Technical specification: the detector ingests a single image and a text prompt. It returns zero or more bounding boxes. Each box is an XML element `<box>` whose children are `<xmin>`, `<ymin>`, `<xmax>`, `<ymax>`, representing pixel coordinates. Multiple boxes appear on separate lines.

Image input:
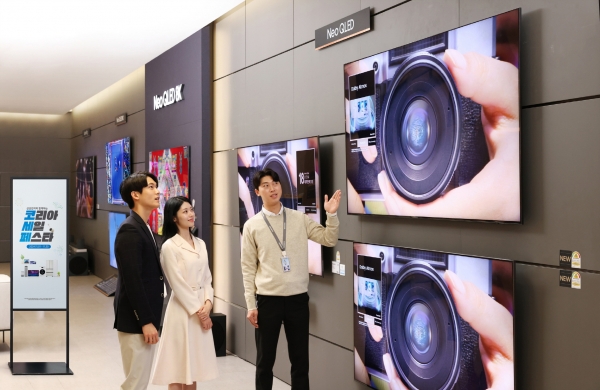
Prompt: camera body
<box><xmin>346</xmin><ymin>28</ymin><xmax>492</xmax><ymax>204</ymax></box>
<box><xmin>360</xmin><ymin>248</ymin><xmax>487</xmax><ymax>389</ymax></box>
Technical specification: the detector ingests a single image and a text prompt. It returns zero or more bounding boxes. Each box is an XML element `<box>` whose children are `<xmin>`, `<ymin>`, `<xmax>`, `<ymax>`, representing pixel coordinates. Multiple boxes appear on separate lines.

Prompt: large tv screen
<box><xmin>345</xmin><ymin>9</ymin><xmax>521</xmax><ymax>223</ymax></box>
<box><xmin>148</xmin><ymin>145</ymin><xmax>190</xmax><ymax>234</ymax></box>
<box><xmin>353</xmin><ymin>242</ymin><xmax>514</xmax><ymax>389</ymax></box>
<box><xmin>237</xmin><ymin>137</ymin><xmax>323</xmax><ymax>276</ymax></box>
<box><xmin>75</xmin><ymin>156</ymin><xmax>95</xmax><ymax>219</ymax></box>
<box><xmin>109</xmin><ymin>212</ymin><xmax>128</xmax><ymax>269</ymax></box>
<box><xmin>106</xmin><ymin>137</ymin><xmax>131</xmax><ymax>205</ymax></box>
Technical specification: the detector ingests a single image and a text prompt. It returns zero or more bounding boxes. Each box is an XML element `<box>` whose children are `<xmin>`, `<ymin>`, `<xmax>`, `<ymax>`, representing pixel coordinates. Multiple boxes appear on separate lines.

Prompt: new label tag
<box><xmin>559</xmin><ymin>270</ymin><xmax>581</xmax><ymax>289</ymax></box>
<box><xmin>559</xmin><ymin>249</ymin><xmax>581</xmax><ymax>269</ymax></box>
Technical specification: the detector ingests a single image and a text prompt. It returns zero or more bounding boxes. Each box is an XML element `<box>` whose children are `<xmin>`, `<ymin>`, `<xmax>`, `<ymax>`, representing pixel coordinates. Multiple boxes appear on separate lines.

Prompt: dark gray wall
<box><xmin>212</xmin><ymin>0</ymin><xmax>600</xmax><ymax>389</ymax></box>
<box><xmin>145</xmin><ymin>25</ymin><xmax>213</xmax><ymax>261</ymax></box>
<box><xmin>70</xmin><ymin>67</ymin><xmax>146</xmax><ymax>279</ymax></box>
<box><xmin>0</xmin><ymin>113</ymin><xmax>72</xmax><ymax>263</ymax></box>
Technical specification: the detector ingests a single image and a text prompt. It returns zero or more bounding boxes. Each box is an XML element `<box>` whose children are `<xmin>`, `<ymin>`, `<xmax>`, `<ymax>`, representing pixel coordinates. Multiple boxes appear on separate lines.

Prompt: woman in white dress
<box><xmin>151</xmin><ymin>196</ymin><xmax>218</xmax><ymax>389</ymax></box>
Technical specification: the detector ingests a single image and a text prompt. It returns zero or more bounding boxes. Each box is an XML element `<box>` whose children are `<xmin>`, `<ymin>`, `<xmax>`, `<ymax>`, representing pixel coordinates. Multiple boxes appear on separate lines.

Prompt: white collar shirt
<box><xmin>262</xmin><ymin>203</ymin><xmax>283</xmax><ymax>217</ymax></box>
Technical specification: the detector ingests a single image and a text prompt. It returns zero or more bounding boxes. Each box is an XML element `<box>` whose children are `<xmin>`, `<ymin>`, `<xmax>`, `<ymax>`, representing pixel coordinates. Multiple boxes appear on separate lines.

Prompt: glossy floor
<box><xmin>0</xmin><ymin>263</ymin><xmax>290</xmax><ymax>390</ymax></box>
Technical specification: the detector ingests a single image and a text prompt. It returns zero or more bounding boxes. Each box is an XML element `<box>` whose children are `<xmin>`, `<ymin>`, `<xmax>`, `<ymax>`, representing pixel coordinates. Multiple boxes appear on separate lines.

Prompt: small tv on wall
<box><xmin>148</xmin><ymin>145</ymin><xmax>190</xmax><ymax>234</ymax></box>
<box><xmin>353</xmin><ymin>242</ymin><xmax>514</xmax><ymax>390</ymax></box>
<box><xmin>345</xmin><ymin>9</ymin><xmax>521</xmax><ymax>223</ymax></box>
<box><xmin>237</xmin><ymin>137</ymin><xmax>323</xmax><ymax>276</ymax></box>
<box><xmin>106</xmin><ymin>137</ymin><xmax>131</xmax><ymax>205</ymax></box>
<box><xmin>109</xmin><ymin>212</ymin><xmax>128</xmax><ymax>269</ymax></box>
<box><xmin>75</xmin><ymin>156</ymin><xmax>95</xmax><ymax>219</ymax></box>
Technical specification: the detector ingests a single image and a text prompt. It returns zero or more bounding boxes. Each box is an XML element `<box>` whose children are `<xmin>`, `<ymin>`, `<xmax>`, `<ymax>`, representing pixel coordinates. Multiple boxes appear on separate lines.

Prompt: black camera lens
<box><xmin>380</xmin><ymin>52</ymin><xmax>462</xmax><ymax>204</ymax></box>
<box><xmin>401</xmin><ymin>98</ymin><xmax>436</xmax><ymax>164</ymax></box>
<box><xmin>405</xmin><ymin>302</ymin><xmax>436</xmax><ymax>360</ymax></box>
<box><xmin>385</xmin><ymin>261</ymin><xmax>461</xmax><ymax>390</ymax></box>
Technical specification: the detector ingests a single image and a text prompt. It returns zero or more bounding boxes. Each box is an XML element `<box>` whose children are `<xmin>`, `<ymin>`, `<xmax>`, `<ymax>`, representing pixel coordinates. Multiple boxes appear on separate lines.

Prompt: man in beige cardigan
<box><xmin>241</xmin><ymin>168</ymin><xmax>342</xmax><ymax>390</ymax></box>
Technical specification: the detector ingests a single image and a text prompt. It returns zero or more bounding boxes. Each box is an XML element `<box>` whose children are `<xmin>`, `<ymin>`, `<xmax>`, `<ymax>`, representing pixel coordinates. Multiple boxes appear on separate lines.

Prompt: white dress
<box><xmin>151</xmin><ymin>234</ymin><xmax>218</xmax><ymax>385</ymax></box>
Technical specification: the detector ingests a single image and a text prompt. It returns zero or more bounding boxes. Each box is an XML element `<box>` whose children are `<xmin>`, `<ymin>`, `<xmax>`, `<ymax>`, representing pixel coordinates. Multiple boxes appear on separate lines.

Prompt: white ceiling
<box><xmin>0</xmin><ymin>0</ymin><xmax>243</xmax><ymax>115</ymax></box>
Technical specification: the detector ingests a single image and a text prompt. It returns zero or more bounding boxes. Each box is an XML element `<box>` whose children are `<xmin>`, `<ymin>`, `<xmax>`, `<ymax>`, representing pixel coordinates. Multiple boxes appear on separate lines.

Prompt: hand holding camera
<box><xmin>376</xmin><ymin>270</ymin><xmax>514</xmax><ymax>390</ymax></box>
<box><xmin>377</xmin><ymin>50</ymin><xmax>520</xmax><ymax>221</ymax></box>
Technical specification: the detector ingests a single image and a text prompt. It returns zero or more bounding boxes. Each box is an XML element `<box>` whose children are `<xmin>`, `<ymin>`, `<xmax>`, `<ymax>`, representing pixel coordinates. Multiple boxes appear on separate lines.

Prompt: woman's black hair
<box><xmin>161</xmin><ymin>196</ymin><xmax>193</xmax><ymax>246</ymax></box>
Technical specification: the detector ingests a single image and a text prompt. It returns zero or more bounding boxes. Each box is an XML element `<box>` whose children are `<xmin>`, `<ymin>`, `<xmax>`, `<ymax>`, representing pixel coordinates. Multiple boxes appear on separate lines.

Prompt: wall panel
<box><xmin>309</xmin><ymin>336</ymin><xmax>368</xmax><ymax>390</ymax></box>
<box><xmin>244</xmin><ymin>51</ymin><xmax>294</xmax><ymax>147</ymax></box>
<box><xmin>516</xmin><ymin>263</ymin><xmax>600</xmax><ymax>389</ymax></box>
<box><xmin>214</xmin><ymin>69</ymin><xmax>246</xmax><ymax>151</ymax></box>
<box><xmin>71</xmin><ymin>66</ymin><xmax>145</xmax><ymax>137</ymax></box>
<box><xmin>213</xmin><ymin>150</ymin><xmax>240</xmax><ymax>226</ymax></box>
<box><xmin>307</xmin><ymin>240</ymin><xmax>354</xmax><ymax>349</ymax></box>
<box><xmin>356</xmin><ymin>0</ymin><xmax>459</xmax><ymax>59</ymax></box>
<box><xmin>214</xmin><ymin>3</ymin><xmax>246</xmax><ymax>79</ymax></box>
<box><xmin>459</xmin><ymin>0</ymin><xmax>600</xmax><ymax>106</ymax></box>
<box><xmin>213</xmin><ymin>224</ymin><xmax>245</xmax><ymax>308</ymax></box>
<box><xmin>246</xmin><ymin>0</ymin><xmax>294</xmax><ymax>65</ymax></box>
<box><xmin>292</xmin><ymin>42</ymin><xmax>360</xmax><ymax>140</ymax></box>
<box><xmin>361</xmin><ymin>0</ymin><xmax>406</xmax><ymax>14</ymax></box>
<box><xmin>319</xmin><ymin>135</ymin><xmax>362</xmax><ymax>242</ymax></box>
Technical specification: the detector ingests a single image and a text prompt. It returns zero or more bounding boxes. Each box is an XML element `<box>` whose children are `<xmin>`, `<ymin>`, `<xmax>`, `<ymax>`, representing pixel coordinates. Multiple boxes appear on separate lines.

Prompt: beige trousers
<box><xmin>118</xmin><ymin>331</ymin><xmax>155</xmax><ymax>390</ymax></box>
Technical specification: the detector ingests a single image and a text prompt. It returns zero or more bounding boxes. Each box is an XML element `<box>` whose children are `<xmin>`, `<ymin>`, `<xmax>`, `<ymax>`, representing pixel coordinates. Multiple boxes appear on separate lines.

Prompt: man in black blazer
<box><xmin>113</xmin><ymin>171</ymin><xmax>164</xmax><ymax>390</ymax></box>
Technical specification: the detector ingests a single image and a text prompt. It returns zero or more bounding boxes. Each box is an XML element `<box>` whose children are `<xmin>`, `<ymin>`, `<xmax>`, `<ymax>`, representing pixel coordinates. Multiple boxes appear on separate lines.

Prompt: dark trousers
<box><xmin>255</xmin><ymin>293</ymin><xmax>310</xmax><ymax>390</ymax></box>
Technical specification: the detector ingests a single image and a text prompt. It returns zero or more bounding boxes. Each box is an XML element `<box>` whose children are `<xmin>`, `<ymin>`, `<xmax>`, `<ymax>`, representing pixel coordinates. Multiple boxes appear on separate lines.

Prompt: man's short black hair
<box><xmin>119</xmin><ymin>171</ymin><xmax>158</xmax><ymax>209</ymax></box>
<box><xmin>252</xmin><ymin>168</ymin><xmax>280</xmax><ymax>190</ymax></box>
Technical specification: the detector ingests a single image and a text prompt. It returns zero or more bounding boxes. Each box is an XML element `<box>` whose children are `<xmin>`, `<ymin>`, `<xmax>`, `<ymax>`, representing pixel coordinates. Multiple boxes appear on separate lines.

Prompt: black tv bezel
<box><xmin>343</xmin><ymin>8</ymin><xmax>523</xmax><ymax>225</ymax></box>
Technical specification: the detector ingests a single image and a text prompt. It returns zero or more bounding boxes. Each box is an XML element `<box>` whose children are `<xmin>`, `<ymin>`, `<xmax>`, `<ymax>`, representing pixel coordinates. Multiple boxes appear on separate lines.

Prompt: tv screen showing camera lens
<box><xmin>237</xmin><ymin>137</ymin><xmax>323</xmax><ymax>276</ymax></box>
<box><xmin>353</xmin><ymin>242</ymin><xmax>514</xmax><ymax>390</ymax></box>
<box><xmin>345</xmin><ymin>9</ymin><xmax>521</xmax><ymax>223</ymax></box>
<box><xmin>109</xmin><ymin>212</ymin><xmax>128</xmax><ymax>269</ymax></box>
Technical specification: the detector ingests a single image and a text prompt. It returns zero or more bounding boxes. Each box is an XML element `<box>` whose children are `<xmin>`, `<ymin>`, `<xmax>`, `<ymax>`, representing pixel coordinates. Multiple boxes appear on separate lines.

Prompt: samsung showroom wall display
<box><xmin>10</xmin><ymin>178</ymin><xmax>72</xmax><ymax>375</ymax></box>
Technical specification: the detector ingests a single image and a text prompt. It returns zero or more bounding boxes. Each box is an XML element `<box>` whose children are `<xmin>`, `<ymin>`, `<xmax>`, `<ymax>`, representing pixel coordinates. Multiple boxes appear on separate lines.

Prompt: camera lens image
<box><xmin>386</xmin><ymin>261</ymin><xmax>461</xmax><ymax>389</ymax></box>
<box><xmin>345</xmin><ymin>9</ymin><xmax>521</xmax><ymax>222</ymax></box>
<box><xmin>353</xmin><ymin>243</ymin><xmax>514</xmax><ymax>390</ymax></box>
<box><xmin>381</xmin><ymin>52</ymin><xmax>461</xmax><ymax>204</ymax></box>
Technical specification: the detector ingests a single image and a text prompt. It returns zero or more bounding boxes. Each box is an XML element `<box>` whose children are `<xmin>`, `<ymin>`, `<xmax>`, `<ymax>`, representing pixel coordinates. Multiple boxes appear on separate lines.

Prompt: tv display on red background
<box><xmin>237</xmin><ymin>137</ymin><xmax>323</xmax><ymax>276</ymax></box>
<box><xmin>345</xmin><ymin>9</ymin><xmax>521</xmax><ymax>223</ymax></box>
<box><xmin>353</xmin><ymin>242</ymin><xmax>514</xmax><ymax>389</ymax></box>
<box><xmin>148</xmin><ymin>145</ymin><xmax>190</xmax><ymax>234</ymax></box>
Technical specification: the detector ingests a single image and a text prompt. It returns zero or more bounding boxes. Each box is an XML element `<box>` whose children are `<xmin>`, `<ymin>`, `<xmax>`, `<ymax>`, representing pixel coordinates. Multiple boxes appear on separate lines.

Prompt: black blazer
<box><xmin>113</xmin><ymin>211</ymin><xmax>165</xmax><ymax>333</ymax></box>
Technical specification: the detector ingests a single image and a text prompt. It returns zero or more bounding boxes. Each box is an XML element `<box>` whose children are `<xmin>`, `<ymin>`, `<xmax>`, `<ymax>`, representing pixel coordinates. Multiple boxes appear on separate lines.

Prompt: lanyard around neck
<box><xmin>261</xmin><ymin>208</ymin><xmax>286</xmax><ymax>254</ymax></box>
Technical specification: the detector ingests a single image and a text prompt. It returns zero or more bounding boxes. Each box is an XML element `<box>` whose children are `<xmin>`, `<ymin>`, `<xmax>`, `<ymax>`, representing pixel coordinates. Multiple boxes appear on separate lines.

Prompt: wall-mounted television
<box><xmin>148</xmin><ymin>145</ymin><xmax>190</xmax><ymax>234</ymax></box>
<box><xmin>353</xmin><ymin>242</ymin><xmax>514</xmax><ymax>389</ymax></box>
<box><xmin>345</xmin><ymin>9</ymin><xmax>521</xmax><ymax>223</ymax></box>
<box><xmin>109</xmin><ymin>212</ymin><xmax>128</xmax><ymax>269</ymax></box>
<box><xmin>237</xmin><ymin>137</ymin><xmax>323</xmax><ymax>276</ymax></box>
<box><xmin>75</xmin><ymin>156</ymin><xmax>95</xmax><ymax>219</ymax></box>
<box><xmin>106</xmin><ymin>137</ymin><xmax>131</xmax><ymax>205</ymax></box>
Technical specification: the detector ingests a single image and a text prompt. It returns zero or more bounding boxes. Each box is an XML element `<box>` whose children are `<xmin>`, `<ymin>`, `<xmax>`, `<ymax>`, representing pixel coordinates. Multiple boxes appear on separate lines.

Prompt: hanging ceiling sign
<box><xmin>153</xmin><ymin>84</ymin><xmax>184</xmax><ymax>110</ymax></box>
<box><xmin>315</xmin><ymin>8</ymin><xmax>371</xmax><ymax>50</ymax></box>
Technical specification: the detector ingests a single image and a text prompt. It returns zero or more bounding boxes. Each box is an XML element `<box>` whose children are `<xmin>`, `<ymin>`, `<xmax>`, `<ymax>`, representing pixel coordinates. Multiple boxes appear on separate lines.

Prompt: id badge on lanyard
<box><xmin>262</xmin><ymin>208</ymin><xmax>290</xmax><ymax>273</ymax></box>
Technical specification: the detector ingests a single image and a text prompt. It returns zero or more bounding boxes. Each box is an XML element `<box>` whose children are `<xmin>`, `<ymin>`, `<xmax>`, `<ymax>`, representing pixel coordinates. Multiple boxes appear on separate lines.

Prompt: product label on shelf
<box><xmin>559</xmin><ymin>249</ymin><xmax>581</xmax><ymax>269</ymax></box>
<box><xmin>559</xmin><ymin>270</ymin><xmax>582</xmax><ymax>289</ymax></box>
